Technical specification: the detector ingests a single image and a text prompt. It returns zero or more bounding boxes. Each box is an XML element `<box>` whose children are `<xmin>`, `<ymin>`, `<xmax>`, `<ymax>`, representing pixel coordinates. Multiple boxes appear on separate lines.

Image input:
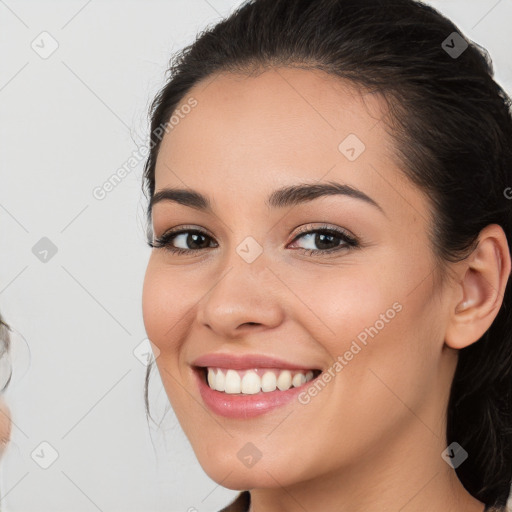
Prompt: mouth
<box><xmin>197</xmin><ymin>366</ymin><xmax>322</xmax><ymax>395</ymax></box>
<box><xmin>192</xmin><ymin>363</ymin><xmax>323</xmax><ymax>419</ymax></box>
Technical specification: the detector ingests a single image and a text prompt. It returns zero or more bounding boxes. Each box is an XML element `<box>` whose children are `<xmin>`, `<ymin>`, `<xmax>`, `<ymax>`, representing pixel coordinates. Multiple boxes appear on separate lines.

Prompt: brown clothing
<box><xmin>219</xmin><ymin>491</ymin><xmax>250</xmax><ymax>512</ymax></box>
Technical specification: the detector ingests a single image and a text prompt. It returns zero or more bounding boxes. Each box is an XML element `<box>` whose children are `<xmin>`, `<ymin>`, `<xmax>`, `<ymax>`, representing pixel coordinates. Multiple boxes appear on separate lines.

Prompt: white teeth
<box><xmin>241</xmin><ymin>371</ymin><xmax>260</xmax><ymax>394</ymax></box>
<box><xmin>205</xmin><ymin>367</ymin><xmax>317</xmax><ymax>394</ymax></box>
<box><xmin>292</xmin><ymin>373</ymin><xmax>306</xmax><ymax>387</ymax></box>
<box><xmin>207</xmin><ymin>368</ymin><xmax>216</xmax><ymax>388</ymax></box>
<box><xmin>261</xmin><ymin>372</ymin><xmax>277</xmax><ymax>392</ymax></box>
<box><xmin>276</xmin><ymin>370</ymin><xmax>292</xmax><ymax>391</ymax></box>
<box><xmin>215</xmin><ymin>369</ymin><xmax>225</xmax><ymax>392</ymax></box>
<box><xmin>224</xmin><ymin>369</ymin><xmax>241</xmax><ymax>394</ymax></box>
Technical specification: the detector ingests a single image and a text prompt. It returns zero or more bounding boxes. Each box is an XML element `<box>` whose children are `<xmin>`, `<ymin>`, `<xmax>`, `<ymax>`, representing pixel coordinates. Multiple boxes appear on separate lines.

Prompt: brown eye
<box><xmin>149</xmin><ymin>224</ymin><xmax>359</xmax><ymax>257</ymax></box>
<box><xmin>150</xmin><ymin>228</ymin><xmax>217</xmax><ymax>255</ymax></box>
<box><xmin>288</xmin><ymin>225</ymin><xmax>359</xmax><ymax>256</ymax></box>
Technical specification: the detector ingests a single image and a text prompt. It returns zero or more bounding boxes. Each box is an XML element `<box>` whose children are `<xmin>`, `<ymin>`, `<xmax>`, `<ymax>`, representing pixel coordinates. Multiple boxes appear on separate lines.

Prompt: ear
<box><xmin>445</xmin><ymin>224</ymin><xmax>511</xmax><ymax>350</ymax></box>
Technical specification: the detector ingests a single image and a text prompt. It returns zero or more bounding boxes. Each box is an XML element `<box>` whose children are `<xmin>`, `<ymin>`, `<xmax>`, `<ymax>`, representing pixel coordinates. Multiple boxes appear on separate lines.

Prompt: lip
<box><xmin>194</xmin><ymin>368</ymin><xmax>317</xmax><ymax>418</ymax></box>
<box><xmin>191</xmin><ymin>352</ymin><xmax>317</xmax><ymax>371</ymax></box>
<box><xmin>191</xmin><ymin>353</ymin><xmax>321</xmax><ymax>419</ymax></box>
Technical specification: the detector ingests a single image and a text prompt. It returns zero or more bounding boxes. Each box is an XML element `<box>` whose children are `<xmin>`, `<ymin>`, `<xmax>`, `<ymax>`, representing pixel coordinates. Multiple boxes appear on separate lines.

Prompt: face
<box><xmin>142</xmin><ymin>68</ymin><xmax>455</xmax><ymax>490</ymax></box>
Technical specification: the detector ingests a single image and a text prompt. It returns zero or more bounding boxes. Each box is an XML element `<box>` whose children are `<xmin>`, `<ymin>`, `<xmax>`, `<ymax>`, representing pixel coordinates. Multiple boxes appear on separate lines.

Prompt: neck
<box><xmin>247</xmin><ymin>410</ymin><xmax>486</xmax><ymax>512</ymax></box>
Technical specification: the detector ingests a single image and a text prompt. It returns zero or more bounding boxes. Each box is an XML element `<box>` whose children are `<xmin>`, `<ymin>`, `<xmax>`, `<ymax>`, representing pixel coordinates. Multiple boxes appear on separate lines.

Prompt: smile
<box><xmin>205</xmin><ymin>367</ymin><xmax>319</xmax><ymax>394</ymax></box>
<box><xmin>191</xmin><ymin>353</ymin><xmax>323</xmax><ymax>418</ymax></box>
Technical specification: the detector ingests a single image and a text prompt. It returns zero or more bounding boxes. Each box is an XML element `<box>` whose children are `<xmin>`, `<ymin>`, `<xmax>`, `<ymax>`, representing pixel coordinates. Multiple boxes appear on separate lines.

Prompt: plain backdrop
<box><xmin>1</xmin><ymin>0</ymin><xmax>511</xmax><ymax>510</ymax></box>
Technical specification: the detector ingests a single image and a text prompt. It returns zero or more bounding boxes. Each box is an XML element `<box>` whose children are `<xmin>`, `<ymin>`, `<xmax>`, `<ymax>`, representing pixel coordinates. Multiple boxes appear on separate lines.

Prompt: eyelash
<box><xmin>149</xmin><ymin>224</ymin><xmax>360</xmax><ymax>257</ymax></box>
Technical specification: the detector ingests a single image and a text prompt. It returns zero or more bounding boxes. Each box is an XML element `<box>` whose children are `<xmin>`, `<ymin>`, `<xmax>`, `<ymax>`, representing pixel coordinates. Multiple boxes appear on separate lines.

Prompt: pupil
<box><xmin>189</xmin><ymin>233</ymin><xmax>207</xmax><ymax>249</ymax></box>
<box><xmin>316</xmin><ymin>233</ymin><xmax>336</xmax><ymax>250</ymax></box>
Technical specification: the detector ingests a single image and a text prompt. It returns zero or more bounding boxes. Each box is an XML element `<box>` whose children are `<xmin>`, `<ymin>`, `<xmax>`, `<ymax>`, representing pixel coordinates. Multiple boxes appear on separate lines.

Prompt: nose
<box><xmin>197</xmin><ymin>249</ymin><xmax>285</xmax><ymax>339</ymax></box>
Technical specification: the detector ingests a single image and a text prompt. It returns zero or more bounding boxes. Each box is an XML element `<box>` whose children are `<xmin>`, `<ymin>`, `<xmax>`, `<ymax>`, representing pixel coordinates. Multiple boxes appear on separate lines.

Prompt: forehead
<box><xmin>157</xmin><ymin>67</ymin><xmax>388</xmax><ymax>173</ymax></box>
<box><xmin>154</xmin><ymin>67</ymin><xmax>429</xmax><ymax>225</ymax></box>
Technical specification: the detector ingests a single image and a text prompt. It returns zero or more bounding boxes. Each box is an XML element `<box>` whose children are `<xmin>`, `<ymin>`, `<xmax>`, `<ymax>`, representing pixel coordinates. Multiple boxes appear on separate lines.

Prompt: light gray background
<box><xmin>1</xmin><ymin>0</ymin><xmax>511</xmax><ymax>511</ymax></box>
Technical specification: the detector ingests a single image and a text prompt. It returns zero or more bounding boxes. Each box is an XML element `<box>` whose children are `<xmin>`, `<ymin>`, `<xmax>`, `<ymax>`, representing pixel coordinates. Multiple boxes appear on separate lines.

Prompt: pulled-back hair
<box><xmin>142</xmin><ymin>0</ymin><xmax>512</xmax><ymax>507</ymax></box>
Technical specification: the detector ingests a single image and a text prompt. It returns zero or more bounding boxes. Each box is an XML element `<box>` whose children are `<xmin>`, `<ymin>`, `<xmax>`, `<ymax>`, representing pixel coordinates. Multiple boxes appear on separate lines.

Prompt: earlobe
<box><xmin>445</xmin><ymin>224</ymin><xmax>511</xmax><ymax>350</ymax></box>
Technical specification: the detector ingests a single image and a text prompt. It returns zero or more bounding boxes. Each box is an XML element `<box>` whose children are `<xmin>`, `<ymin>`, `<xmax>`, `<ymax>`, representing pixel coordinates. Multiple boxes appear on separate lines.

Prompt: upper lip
<box><xmin>191</xmin><ymin>353</ymin><xmax>319</xmax><ymax>371</ymax></box>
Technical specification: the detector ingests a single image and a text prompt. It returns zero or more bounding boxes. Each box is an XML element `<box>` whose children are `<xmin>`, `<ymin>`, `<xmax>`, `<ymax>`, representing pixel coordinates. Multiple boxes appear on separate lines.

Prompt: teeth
<box><xmin>292</xmin><ymin>373</ymin><xmax>306</xmax><ymax>387</ymax></box>
<box><xmin>215</xmin><ymin>369</ymin><xmax>225</xmax><ymax>392</ymax></box>
<box><xmin>241</xmin><ymin>371</ymin><xmax>260</xmax><ymax>394</ymax></box>
<box><xmin>207</xmin><ymin>368</ymin><xmax>216</xmax><ymax>388</ymax></box>
<box><xmin>225</xmin><ymin>369</ymin><xmax>241</xmax><ymax>394</ymax></box>
<box><xmin>261</xmin><ymin>372</ymin><xmax>277</xmax><ymax>392</ymax></box>
<box><xmin>277</xmin><ymin>370</ymin><xmax>292</xmax><ymax>391</ymax></box>
<box><xmin>205</xmin><ymin>367</ymin><xmax>316</xmax><ymax>394</ymax></box>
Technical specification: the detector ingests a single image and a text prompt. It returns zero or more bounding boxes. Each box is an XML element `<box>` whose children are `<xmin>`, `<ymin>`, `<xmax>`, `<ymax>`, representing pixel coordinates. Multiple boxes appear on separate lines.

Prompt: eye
<box><xmin>288</xmin><ymin>224</ymin><xmax>359</xmax><ymax>256</ymax></box>
<box><xmin>149</xmin><ymin>226</ymin><xmax>217</xmax><ymax>255</ymax></box>
<box><xmin>149</xmin><ymin>223</ymin><xmax>359</xmax><ymax>257</ymax></box>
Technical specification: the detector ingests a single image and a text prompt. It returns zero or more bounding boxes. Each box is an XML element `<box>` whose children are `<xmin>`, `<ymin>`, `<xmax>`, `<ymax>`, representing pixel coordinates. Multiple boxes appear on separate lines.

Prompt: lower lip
<box><xmin>194</xmin><ymin>369</ymin><xmax>313</xmax><ymax>418</ymax></box>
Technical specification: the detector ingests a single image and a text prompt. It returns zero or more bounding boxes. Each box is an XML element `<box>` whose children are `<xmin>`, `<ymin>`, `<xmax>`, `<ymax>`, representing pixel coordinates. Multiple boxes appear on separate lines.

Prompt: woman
<box><xmin>141</xmin><ymin>0</ymin><xmax>512</xmax><ymax>510</ymax></box>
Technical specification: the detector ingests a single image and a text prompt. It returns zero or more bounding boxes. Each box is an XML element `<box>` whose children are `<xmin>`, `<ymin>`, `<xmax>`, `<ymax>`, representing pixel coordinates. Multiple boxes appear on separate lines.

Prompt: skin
<box><xmin>0</xmin><ymin>396</ymin><xmax>11</xmax><ymax>458</ymax></box>
<box><xmin>142</xmin><ymin>67</ymin><xmax>511</xmax><ymax>512</ymax></box>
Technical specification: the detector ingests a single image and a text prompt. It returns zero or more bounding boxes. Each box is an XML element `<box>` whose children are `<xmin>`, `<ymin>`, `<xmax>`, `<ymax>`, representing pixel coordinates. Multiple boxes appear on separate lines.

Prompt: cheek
<box><xmin>142</xmin><ymin>258</ymin><xmax>191</xmax><ymax>354</ymax></box>
<box><xmin>142</xmin><ymin>261</ymin><xmax>195</xmax><ymax>414</ymax></box>
<box><xmin>141</xmin><ymin>269</ymin><xmax>167</xmax><ymax>350</ymax></box>
<box><xmin>294</xmin><ymin>264</ymin><xmax>398</xmax><ymax>353</ymax></box>
<box><xmin>300</xmin><ymin>257</ymin><xmax>437</xmax><ymax>404</ymax></box>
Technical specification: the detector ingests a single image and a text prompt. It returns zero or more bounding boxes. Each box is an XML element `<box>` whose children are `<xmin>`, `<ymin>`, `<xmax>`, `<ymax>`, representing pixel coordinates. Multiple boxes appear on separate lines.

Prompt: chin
<box><xmin>200</xmin><ymin>463</ymin><xmax>289</xmax><ymax>490</ymax></box>
<box><xmin>192</xmin><ymin>444</ymin><xmax>310</xmax><ymax>491</ymax></box>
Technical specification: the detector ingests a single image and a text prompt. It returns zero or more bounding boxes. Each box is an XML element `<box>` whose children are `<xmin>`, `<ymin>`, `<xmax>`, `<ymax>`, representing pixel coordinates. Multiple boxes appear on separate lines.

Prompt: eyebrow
<box><xmin>149</xmin><ymin>181</ymin><xmax>385</xmax><ymax>216</ymax></box>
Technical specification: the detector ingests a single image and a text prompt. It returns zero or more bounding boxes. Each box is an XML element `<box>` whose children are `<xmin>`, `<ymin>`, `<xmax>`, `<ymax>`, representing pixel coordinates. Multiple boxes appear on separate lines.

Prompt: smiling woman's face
<box><xmin>142</xmin><ymin>67</ymin><xmax>458</xmax><ymax>490</ymax></box>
